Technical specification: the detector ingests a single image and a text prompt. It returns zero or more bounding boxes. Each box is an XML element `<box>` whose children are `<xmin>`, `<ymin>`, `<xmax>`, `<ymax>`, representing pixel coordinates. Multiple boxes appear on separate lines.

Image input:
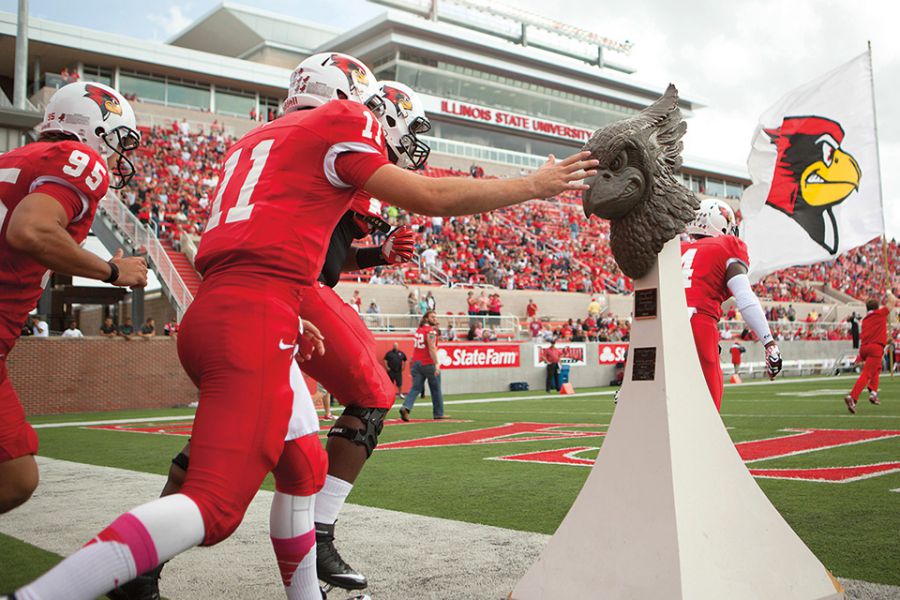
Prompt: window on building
<box><xmin>119</xmin><ymin>71</ymin><xmax>166</xmax><ymax>104</ymax></box>
<box><xmin>167</xmin><ymin>79</ymin><xmax>210</xmax><ymax>110</ymax></box>
<box><xmin>726</xmin><ymin>182</ymin><xmax>744</xmax><ymax>199</ymax></box>
<box><xmin>705</xmin><ymin>178</ymin><xmax>726</xmax><ymax>197</ymax></box>
<box><xmin>217</xmin><ymin>88</ymin><xmax>255</xmax><ymax>117</ymax></box>
<box><xmin>259</xmin><ymin>96</ymin><xmax>282</xmax><ymax>121</ymax></box>
<box><xmin>81</xmin><ymin>64</ymin><xmax>113</xmax><ymax>87</ymax></box>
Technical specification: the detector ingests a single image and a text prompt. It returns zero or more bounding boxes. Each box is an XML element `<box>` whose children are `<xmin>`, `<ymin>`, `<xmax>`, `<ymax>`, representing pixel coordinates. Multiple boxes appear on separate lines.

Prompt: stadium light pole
<box><xmin>13</xmin><ymin>0</ymin><xmax>28</xmax><ymax>110</ymax></box>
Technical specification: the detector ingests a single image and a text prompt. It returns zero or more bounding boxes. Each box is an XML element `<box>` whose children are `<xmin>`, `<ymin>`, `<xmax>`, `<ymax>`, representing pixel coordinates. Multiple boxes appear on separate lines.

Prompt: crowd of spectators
<box><xmin>118</xmin><ymin>126</ymin><xmax>898</xmax><ymax>305</ymax></box>
<box><xmin>123</xmin><ymin>123</ymin><xmax>235</xmax><ymax>250</ymax></box>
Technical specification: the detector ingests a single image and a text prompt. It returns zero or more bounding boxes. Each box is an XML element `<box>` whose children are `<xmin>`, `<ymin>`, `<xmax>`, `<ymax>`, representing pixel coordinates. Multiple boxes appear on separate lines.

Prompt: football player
<box><xmin>13</xmin><ymin>52</ymin><xmax>596</xmax><ymax>600</ymax></box>
<box><xmin>0</xmin><ymin>82</ymin><xmax>146</xmax><ymax>516</ymax></box>
<box><xmin>681</xmin><ymin>199</ymin><xmax>782</xmax><ymax>410</ymax></box>
<box><xmin>110</xmin><ymin>81</ymin><xmax>423</xmax><ymax>600</ymax></box>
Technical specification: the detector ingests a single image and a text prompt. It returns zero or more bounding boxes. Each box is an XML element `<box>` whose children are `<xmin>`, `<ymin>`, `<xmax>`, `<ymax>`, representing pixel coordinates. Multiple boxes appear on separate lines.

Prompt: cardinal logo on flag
<box><xmin>740</xmin><ymin>51</ymin><xmax>883</xmax><ymax>281</ymax></box>
<box><xmin>764</xmin><ymin>115</ymin><xmax>862</xmax><ymax>254</ymax></box>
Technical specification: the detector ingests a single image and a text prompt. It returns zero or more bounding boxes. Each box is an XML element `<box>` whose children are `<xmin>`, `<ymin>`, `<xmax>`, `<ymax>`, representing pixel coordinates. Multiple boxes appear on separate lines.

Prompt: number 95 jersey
<box><xmin>195</xmin><ymin>100</ymin><xmax>391</xmax><ymax>287</ymax></box>
<box><xmin>0</xmin><ymin>140</ymin><xmax>109</xmax><ymax>349</ymax></box>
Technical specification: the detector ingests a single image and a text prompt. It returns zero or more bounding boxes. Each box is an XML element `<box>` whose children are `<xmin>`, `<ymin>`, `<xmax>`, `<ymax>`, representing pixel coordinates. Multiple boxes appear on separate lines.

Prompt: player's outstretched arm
<box><xmin>725</xmin><ymin>262</ymin><xmax>782</xmax><ymax>379</ymax></box>
<box><xmin>362</xmin><ymin>151</ymin><xmax>598</xmax><ymax>217</ymax></box>
<box><xmin>7</xmin><ymin>193</ymin><xmax>148</xmax><ymax>287</ymax></box>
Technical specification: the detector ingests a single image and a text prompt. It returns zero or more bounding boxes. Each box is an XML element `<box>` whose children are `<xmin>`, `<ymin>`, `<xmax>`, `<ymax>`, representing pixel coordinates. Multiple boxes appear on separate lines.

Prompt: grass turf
<box><xmin>3</xmin><ymin>376</ymin><xmax>899</xmax><ymax>588</ymax></box>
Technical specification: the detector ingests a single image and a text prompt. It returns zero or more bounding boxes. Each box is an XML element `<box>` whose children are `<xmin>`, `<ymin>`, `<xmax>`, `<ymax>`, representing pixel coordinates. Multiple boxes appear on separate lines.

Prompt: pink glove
<box><xmin>381</xmin><ymin>226</ymin><xmax>416</xmax><ymax>264</ymax></box>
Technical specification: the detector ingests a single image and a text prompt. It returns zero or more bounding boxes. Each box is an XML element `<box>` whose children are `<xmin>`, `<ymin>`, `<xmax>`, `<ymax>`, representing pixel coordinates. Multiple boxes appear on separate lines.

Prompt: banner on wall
<box><xmin>436</xmin><ymin>344</ymin><xmax>521</xmax><ymax>369</ymax></box>
<box><xmin>533</xmin><ymin>343</ymin><xmax>587</xmax><ymax>367</ymax></box>
<box><xmin>597</xmin><ymin>343</ymin><xmax>629</xmax><ymax>365</ymax></box>
<box><xmin>420</xmin><ymin>94</ymin><xmax>593</xmax><ymax>145</ymax></box>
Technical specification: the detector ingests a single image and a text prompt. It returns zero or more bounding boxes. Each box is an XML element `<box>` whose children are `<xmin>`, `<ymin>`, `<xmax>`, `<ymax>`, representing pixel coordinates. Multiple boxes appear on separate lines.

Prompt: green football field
<box><xmin>2</xmin><ymin>375</ymin><xmax>899</xmax><ymax>593</ymax></box>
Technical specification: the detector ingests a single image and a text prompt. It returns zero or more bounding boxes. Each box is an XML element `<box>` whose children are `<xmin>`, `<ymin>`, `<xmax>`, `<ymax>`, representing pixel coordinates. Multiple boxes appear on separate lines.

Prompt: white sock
<box><xmin>16</xmin><ymin>494</ymin><xmax>204</xmax><ymax>600</ymax></box>
<box><xmin>270</xmin><ymin>491</ymin><xmax>319</xmax><ymax>600</ymax></box>
<box><xmin>314</xmin><ymin>475</ymin><xmax>353</xmax><ymax>526</ymax></box>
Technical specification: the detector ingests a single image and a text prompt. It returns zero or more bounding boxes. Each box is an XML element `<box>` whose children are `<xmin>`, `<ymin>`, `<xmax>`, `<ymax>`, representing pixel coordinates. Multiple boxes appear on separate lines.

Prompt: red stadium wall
<box><xmin>7</xmin><ymin>338</ymin><xmax>197</xmax><ymax>415</ymax></box>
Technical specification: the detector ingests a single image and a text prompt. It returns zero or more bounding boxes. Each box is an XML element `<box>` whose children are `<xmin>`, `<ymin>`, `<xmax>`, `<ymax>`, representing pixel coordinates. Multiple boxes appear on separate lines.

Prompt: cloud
<box><xmin>515</xmin><ymin>0</ymin><xmax>900</xmax><ymax>238</ymax></box>
<box><xmin>147</xmin><ymin>5</ymin><xmax>193</xmax><ymax>38</ymax></box>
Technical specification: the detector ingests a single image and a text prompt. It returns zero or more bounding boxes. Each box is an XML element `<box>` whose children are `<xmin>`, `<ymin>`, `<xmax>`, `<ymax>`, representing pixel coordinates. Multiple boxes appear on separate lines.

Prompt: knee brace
<box><xmin>326</xmin><ymin>406</ymin><xmax>388</xmax><ymax>457</ymax></box>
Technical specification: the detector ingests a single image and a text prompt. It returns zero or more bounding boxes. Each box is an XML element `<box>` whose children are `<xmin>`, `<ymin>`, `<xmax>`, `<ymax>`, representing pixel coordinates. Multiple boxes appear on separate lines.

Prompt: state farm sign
<box><xmin>597</xmin><ymin>343</ymin><xmax>628</xmax><ymax>365</ymax></box>
<box><xmin>436</xmin><ymin>344</ymin><xmax>521</xmax><ymax>369</ymax></box>
<box><xmin>421</xmin><ymin>95</ymin><xmax>593</xmax><ymax>144</ymax></box>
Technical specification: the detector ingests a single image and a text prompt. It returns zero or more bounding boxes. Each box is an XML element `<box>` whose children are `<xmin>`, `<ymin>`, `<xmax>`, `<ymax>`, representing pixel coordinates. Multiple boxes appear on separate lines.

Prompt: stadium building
<box><xmin>5</xmin><ymin>0</ymin><xmax>860</xmax><ymax>353</ymax></box>
<box><xmin>0</xmin><ymin>0</ymin><xmax>749</xmax><ymax>196</ymax></box>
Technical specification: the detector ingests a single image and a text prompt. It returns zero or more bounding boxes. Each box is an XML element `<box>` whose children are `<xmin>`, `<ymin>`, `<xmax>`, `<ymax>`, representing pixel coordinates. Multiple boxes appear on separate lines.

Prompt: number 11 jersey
<box><xmin>195</xmin><ymin>100</ymin><xmax>391</xmax><ymax>287</ymax></box>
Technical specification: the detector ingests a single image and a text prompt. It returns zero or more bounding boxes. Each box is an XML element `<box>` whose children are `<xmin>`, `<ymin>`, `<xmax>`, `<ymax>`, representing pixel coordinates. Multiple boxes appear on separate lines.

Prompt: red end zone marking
<box><xmin>737</xmin><ymin>429</ymin><xmax>900</xmax><ymax>462</ymax></box>
<box><xmin>378</xmin><ymin>422</ymin><xmax>603</xmax><ymax>450</ymax></box>
<box><xmin>490</xmin><ymin>446</ymin><xmax>598</xmax><ymax>467</ymax></box>
<box><xmin>749</xmin><ymin>462</ymin><xmax>900</xmax><ymax>483</ymax></box>
<box><xmin>491</xmin><ymin>427</ymin><xmax>900</xmax><ymax>483</ymax></box>
<box><xmin>87</xmin><ymin>422</ymin><xmax>196</xmax><ymax>436</ymax></box>
<box><xmin>86</xmin><ymin>418</ymin><xmax>471</xmax><ymax>437</ymax></box>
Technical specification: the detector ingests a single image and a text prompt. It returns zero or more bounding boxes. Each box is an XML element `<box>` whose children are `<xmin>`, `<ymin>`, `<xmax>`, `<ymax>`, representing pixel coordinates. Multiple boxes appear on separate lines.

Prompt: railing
<box><xmin>719</xmin><ymin>319</ymin><xmax>849</xmax><ymax>340</ymax></box>
<box><xmin>180</xmin><ymin>229</ymin><xmax>199</xmax><ymax>267</ymax></box>
<box><xmin>421</xmin><ymin>135</ymin><xmax>544</xmax><ymax>169</ymax></box>
<box><xmin>362</xmin><ymin>312</ymin><xmax>520</xmax><ymax>336</ymax></box>
<box><xmin>98</xmin><ymin>194</ymin><xmax>194</xmax><ymax>318</ymax></box>
<box><xmin>414</xmin><ymin>254</ymin><xmax>450</xmax><ymax>286</ymax></box>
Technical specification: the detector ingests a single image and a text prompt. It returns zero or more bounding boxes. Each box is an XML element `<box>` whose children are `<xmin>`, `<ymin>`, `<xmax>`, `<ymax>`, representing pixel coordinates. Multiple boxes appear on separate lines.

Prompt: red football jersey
<box><xmin>860</xmin><ymin>306</ymin><xmax>888</xmax><ymax>347</ymax></box>
<box><xmin>195</xmin><ymin>100</ymin><xmax>390</xmax><ymax>286</ymax></box>
<box><xmin>412</xmin><ymin>324</ymin><xmax>437</xmax><ymax>364</ymax></box>
<box><xmin>681</xmin><ymin>235</ymin><xmax>750</xmax><ymax>321</ymax></box>
<box><xmin>0</xmin><ymin>141</ymin><xmax>109</xmax><ymax>351</ymax></box>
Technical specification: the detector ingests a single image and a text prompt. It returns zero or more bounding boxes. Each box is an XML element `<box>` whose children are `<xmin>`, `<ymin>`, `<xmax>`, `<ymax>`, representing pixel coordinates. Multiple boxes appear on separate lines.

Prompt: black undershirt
<box><xmin>319</xmin><ymin>211</ymin><xmax>359</xmax><ymax>288</ymax></box>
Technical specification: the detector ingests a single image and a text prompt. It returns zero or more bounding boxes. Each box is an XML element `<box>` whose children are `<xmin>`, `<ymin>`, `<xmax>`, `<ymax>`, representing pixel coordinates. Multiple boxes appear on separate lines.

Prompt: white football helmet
<box><xmin>377</xmin><ymin>81</ymin><xmax>431</xmax><ymax>170</ymax></box>
<box><xmin>39</xmin><ymin>82</ymin><xmax>140</xmax><ymax>189</ymax></box>
<box><xmin>686</xmin><ymin>199</ymin><xmax>739</xmax><ymax>238</ymax></box>
<box><xmin>283</xmin><ymin>52</ymin><xmax>384</xmax><ymax>115</ymax></box>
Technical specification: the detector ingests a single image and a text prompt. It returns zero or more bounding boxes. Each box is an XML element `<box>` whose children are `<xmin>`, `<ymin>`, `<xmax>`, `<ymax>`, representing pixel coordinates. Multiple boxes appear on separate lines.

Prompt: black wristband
<box><xmin>356</xmin><ymin>247</ymin><xmax>389</xmax><ymax>269</ymax></box>
<box><xmin>103</xmin><ymin>260</ymin><xmax>119</xmax><ymax>284</ymax></box>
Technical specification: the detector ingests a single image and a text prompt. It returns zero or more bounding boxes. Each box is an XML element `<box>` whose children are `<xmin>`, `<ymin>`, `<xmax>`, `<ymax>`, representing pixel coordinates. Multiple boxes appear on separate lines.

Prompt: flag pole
<box><xmin>867</xmin><ymin>41</ymin><xmax>894</xmax><ymax>375</ymax></box>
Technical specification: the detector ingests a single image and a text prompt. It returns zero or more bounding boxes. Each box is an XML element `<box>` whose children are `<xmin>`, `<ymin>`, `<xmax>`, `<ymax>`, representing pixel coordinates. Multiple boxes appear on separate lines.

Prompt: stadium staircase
<box><xmin>160</xmin><ymin>239</ymin><xmax>202</xmax><ymax>297</ymax></box>
<box><xmin>93</xmin><ymin>195</ymin><xmax>195</xmax><ymax>317</ymax></box>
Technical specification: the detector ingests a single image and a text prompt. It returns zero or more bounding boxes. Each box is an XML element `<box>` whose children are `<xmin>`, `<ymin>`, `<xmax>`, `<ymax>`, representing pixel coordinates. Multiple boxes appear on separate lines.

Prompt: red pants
<box><xmin>299</xmin><ymin>284</ymin><xmax>394</xmax><ymax>410</ymax></box>
<box><xmin>0</xmin><ymin>359</ymin><xmax>39</xmax><ymax>463</ymax></box>
<box><xmin>691</xmin><ymin>315</ymin><xmax>724</xmax><ymax>411</ymax></box>
<box><xmin>850</xmin><ymin>343</ymin><xmax>884</xmax><ymax>401</ymax></box>
<box><xmin>176</xmin><ymin>276</ymin><xmax>324</xmax><ymax>546</ymax></box>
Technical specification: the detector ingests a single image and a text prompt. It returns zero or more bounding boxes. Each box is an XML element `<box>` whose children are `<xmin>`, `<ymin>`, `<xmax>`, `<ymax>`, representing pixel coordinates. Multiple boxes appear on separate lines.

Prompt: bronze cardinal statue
<box><xmin>581</xmin><ymin>84</ymin><xmax>699</xmax><ymax>279</ymax></box>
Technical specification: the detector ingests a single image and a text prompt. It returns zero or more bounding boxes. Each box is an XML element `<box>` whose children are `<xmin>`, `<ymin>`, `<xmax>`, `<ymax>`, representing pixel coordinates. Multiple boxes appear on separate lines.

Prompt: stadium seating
<box><xmin>125</xmin><ymin>127</ymin><xmax>898</xmax><ymax>307</ymax></box>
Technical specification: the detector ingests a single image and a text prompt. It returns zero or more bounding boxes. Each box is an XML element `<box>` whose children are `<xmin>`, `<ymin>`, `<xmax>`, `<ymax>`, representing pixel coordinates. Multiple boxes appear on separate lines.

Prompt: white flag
<box><xmin>741</xmin><ymin>51</ymin><xmax>883</xmax><ymax>281</ymax></box>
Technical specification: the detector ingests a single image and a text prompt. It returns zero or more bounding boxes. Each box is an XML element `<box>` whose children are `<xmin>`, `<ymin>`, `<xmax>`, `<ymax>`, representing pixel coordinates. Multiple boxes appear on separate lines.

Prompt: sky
<box><xmin>4</xmin><ymin>0</ymin><xmax>899</xmax><ymax>238</ymax></box>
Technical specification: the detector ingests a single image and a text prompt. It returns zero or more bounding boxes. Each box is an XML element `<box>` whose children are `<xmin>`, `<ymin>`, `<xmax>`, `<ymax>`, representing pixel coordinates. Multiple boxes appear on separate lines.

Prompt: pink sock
<box><xmin>16</xmin><ymin>494</ymin><xmax>204</xmax><ymax>600</ymax></box>
<box><xmin>270</xmin><ymin>491</ymin><xmax>318</xmax><ymax>599</ymax></box>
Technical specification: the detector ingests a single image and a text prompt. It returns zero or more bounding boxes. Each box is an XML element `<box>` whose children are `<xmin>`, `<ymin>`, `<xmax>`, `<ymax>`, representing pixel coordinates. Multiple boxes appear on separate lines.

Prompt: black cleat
<box><xmin>316</xmin><ymin>522</ymin><xmax>368</xmax><ymax>591</ymax></box>
<box><xmin>106</xmin><ymin>564</ymin><xmax>163</xmax><ymax>600</ymax></box>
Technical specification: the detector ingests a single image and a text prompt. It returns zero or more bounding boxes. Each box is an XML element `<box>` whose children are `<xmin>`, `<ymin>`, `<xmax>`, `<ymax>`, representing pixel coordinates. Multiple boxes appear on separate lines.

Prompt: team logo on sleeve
<box><xmin>382</xmin><ymin>85</ymin><xmax>413</xmax><ymax>112</ymax></box>
<box><xmin>328</xmin><ymin>54</ymin><xmax>369</xmax><ymax>88</ymax></box>
<box><xmin>764</xmin><ymin>116</ymin><xmax>861</xmax><ymax>254</ymax></box>
<box><xmin>83</xmin><ymin>84</ymin><xmax>123</xmax><ymax>121</ymax></box>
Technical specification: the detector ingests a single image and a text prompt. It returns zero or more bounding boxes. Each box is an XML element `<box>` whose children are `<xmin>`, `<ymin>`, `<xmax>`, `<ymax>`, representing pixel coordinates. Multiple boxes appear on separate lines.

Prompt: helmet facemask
<box><xmin>101</xmin><ymin>125</ymin><xmax>141</xmax><ymax>189</ymax></box>
<box><xmin>378</xmin><ymin>82</ymin><xmax>431</xmax><ymax>170</ymax></box>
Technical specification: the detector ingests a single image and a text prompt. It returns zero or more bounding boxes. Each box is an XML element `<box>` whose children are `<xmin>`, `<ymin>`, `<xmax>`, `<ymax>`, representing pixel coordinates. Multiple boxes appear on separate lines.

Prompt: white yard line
<box><xmin>30</xmin><ymin>374</ymin><xmax>876</xmax><ymax>429</ymax></box>
<box><xmin>32</xmin><ymin>415</ymin><xmax>196</xmax><ymax>429</ymax></box>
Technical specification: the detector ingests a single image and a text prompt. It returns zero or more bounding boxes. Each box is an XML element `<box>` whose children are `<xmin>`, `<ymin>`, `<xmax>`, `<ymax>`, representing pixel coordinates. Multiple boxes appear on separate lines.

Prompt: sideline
<box><xmin>32</xmin><ymin>374</ymin><xmax>866</xmax><ymax>429</ymax></box>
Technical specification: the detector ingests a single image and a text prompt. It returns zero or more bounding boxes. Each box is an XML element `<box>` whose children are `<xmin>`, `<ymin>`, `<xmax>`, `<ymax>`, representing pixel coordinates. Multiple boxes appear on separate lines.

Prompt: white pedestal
<box><xmin>510</xmin><ymin>239</ymin><xmax>843</xmax><ymax>600</ymax></box>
